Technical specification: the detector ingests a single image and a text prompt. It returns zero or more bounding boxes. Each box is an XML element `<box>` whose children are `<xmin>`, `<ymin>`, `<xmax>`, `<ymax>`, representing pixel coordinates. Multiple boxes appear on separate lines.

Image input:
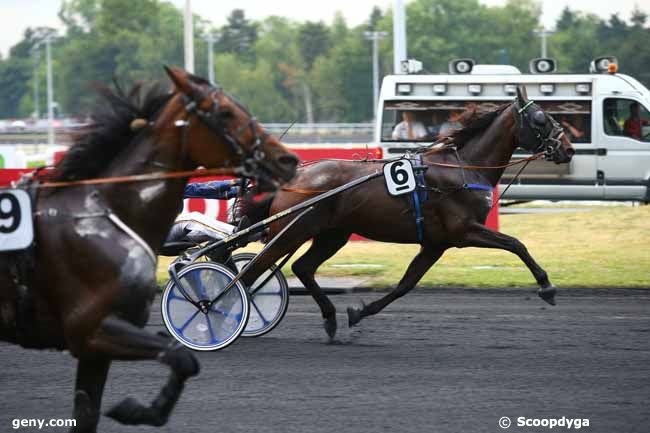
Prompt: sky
<box><xmin>0</xmin><ymin>0</ymin><xmax>648</xmax><ymax>57</ymax></box>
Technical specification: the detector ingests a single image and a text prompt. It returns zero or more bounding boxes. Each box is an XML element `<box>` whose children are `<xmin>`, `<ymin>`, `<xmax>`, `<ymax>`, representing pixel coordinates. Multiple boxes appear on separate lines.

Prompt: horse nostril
<box><xmin>566</xmin><ymin>147</ymin><xmax>576</xmax><ymax>158</ymax></box>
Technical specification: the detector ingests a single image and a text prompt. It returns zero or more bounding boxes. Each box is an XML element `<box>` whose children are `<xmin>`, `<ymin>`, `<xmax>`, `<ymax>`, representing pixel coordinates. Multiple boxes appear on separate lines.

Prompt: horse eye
<box><xmin>532</xmin><ymin>111</ymin><xmax>546</xmax><ymax>126</ymax></box>
<box><xmin>220</xmin><ymin>110</ymin><xmax>234</xmax><ymax>119</ymax></box>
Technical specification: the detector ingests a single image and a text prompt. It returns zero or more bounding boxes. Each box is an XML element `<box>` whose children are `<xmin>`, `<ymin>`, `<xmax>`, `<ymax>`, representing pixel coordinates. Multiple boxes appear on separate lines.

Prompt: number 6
<box><xmin>390</xmin><ymin>161</ymin><xmax>409</xmax><ymax>185</ymax></box>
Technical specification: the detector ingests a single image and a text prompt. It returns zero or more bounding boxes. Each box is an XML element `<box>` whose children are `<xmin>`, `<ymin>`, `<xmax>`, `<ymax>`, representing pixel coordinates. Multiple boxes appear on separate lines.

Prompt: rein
<box><xmin>34</xmin><ymin>85</ymin><xmax>272</xmax><ymax>190</ymax></box>
<box><xmin>426</xmin><ymin>151</ymin><xmax>544</xmax><ymax>170</ymax></box>
<box><xmin>281</xmin><ymin>152</ymin><xmax>544</xmax><ymax>195</ymax></box>
<box><xmin>35</xmin><ymin>167</ymin><xmax>240</xmax><ymax>189</ymax></box>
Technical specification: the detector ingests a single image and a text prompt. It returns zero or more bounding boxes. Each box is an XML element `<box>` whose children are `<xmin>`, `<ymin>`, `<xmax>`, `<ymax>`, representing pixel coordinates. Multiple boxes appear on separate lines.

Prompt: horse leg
<box><xmin>70</xmin><ymin>357</ymin><xmax>110</xmax><ymax>433</ymax></box>
<box><xmin>79</xmin><ymin>316</ymin><xmax>199</xmax><ymax>426</ymax></box>
<box><xmin>458</xmin><ymin>222</ymin><xmax>557</xmax><ymax>305</ymax></box>
<box><xmin>347</xmin><ymin>246</ymin><xmax>444</xmax><ymax>327</ymax></box>
<box><xmin>291</xmin><ymin>230</ymin><xmax>350</xmax><ymax>339</ymax></box>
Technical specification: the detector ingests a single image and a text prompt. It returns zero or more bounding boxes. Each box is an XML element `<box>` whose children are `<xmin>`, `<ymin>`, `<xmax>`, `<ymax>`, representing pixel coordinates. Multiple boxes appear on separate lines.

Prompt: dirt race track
<box><xmin>1</xmin><ymin>288</ymin><xmax>649</xmax><ymax>433</ymax></box>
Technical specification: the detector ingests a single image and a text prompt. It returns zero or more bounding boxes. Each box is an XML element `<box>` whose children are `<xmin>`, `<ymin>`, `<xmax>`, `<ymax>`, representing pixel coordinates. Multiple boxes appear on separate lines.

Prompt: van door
<box><xmin>506</xmin><ymin>100</ymin><xmax>603</xmax><ymax>200</ymax></box>
<box><xmin>598</xmin><ymin>97</ymin><xmax>650</xmax><ymax>200</ymax></box>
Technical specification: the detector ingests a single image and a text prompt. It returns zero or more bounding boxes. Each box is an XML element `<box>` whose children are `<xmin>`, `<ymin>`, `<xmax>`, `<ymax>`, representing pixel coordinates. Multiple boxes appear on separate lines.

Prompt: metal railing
<box><xmin>0</xmin><ymin>122</ymin><xmax>375</xmax><ymax>145</ymax></box>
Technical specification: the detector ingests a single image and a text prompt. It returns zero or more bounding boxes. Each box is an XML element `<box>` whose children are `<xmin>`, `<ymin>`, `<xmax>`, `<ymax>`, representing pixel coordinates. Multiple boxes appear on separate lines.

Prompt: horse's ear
<box><xmin>164</xmin><ymin>65</ymin><xmax>193</xmax><ymax>94</ymax></box>
<box><xmin>516</xmin><ymin>85</ymin><xmax>528</xmax><ymax>104</ymax></box>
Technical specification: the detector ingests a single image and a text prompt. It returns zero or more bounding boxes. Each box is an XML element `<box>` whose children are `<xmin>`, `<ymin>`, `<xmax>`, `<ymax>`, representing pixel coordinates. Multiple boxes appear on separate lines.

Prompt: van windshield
<box><xmin>381</xmin><ymin>100</ymin><xmax>592</xmax><ymax>143</ymax></box>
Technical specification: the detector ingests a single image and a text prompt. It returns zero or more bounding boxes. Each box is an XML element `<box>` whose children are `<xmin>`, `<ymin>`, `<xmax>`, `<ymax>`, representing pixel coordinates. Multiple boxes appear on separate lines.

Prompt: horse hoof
<box><xmin>538</xmin><ymin>286</ymin><xmax>557</xmax><ymax>306</ymax></box>
<box><xmin>72</xmin><ymin>390</ymin><xmax>99</xmax><ymax>431</ymax></box>
<box><xmin>105</xmin><ymin>397</ymin><xmax>166</xmax><ymax>427</ymax></box>
<box><xmin>323</xmin><ymin>317</ymin><xmax>337</xmax><ymax>339</ymax></box>
<box><xmin>347</xmin><ymin>307</ymin><xmax>362</xmax><ymax>327</ymax></box>
<box><xmin>105</xmin><ymin>397</ymin><xmax>143</xmax><ymax>425</ymax></box>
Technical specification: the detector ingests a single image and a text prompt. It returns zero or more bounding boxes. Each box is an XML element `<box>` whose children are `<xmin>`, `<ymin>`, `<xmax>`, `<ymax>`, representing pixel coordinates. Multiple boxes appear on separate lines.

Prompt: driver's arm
<box><xmin>183</xmin><ymin>180</ymin><xmax>240</xmax><ymax>200</ymax></box>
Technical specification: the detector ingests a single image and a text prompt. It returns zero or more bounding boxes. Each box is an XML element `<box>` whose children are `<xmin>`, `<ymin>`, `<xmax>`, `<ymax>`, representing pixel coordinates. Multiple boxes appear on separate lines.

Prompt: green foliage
<box><xmin>298</xmin><ymin>21</ymin><xmax>331</xmax><ymax>71</ymax></box>
<box><xmin>213</xmin><ymin>53</ymin><xmax>297</xmax><ymax>122</ymax></box>
<box><xmin>218</xmin><ymin>9</ymin><xmax>257</xmax><ymax>62</ymax></box>
<box><xmin>0</xmin><ymin>0</ymin><xmax>649</xmax><ymax>121</ymax></box>
<box><xmin>549</xmin><ymin>6</ymin><xmax>650</xmax><ymax>83</ymax></box>
<box><xmin>0</xmin><ymin>58</ymin><xmax>31</xmax><ymax>118</ymax></box>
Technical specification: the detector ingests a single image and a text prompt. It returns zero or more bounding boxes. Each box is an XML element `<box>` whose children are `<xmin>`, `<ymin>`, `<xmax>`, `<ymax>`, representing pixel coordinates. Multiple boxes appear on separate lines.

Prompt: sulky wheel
<box><xmin>161</xmin><ymin>262</ymin><xmax>249</xmax><ymax>351</ymax></box>
<box><xmin>230</xmin><ymin>252</ymin><xmax>290</xmax><ymax>337</ymax></box>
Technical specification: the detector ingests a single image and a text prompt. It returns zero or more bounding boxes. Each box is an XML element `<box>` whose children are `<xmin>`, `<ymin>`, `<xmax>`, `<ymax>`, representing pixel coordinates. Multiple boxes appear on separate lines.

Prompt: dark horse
<box><xmin>0</xmin><ymin>66</ymin><xmax>298</xmax><ymax>432</ymax></box>
<box><xmin>242</xmin><ymin>86</ymin><xmax>574</xmax><ymax>338</ymax></box>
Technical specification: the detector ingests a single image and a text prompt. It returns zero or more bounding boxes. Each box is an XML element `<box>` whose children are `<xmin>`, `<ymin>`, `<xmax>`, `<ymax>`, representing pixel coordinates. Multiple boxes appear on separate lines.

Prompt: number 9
<box><xmin>0</xmin><ymin>192</ymin><xmax>21</xmax><ymax>234</ymax></box>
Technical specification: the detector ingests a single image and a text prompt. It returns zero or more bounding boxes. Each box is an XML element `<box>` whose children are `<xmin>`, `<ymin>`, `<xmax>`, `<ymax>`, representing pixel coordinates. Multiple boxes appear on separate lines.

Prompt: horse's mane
<box><xmin>49</xmin><ymin>82</ymin><xmax>173</xmax><ymax>181</ymax></box>
<box><xmin>438</xmin><ymin>102</ymin><xmax>511</xmax><ymax>148</ymax></box>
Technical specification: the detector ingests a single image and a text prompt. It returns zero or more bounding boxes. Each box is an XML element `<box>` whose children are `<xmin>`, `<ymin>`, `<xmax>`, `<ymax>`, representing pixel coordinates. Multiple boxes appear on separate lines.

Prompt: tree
<box><xmin>213</xmin><ymin>54</ymin><xmax>296</xmax><ymax>122</ymax></box>
<box><xmin>218</xmin><ymin>9</ymin><xmax>257</xmax><ymax>62</ymax></box>
<box><xmin>0</xmin><ymin>59</ymin><xmax>31</xmax><ymax>118</ymax></box>
<box><xmin>310</xmin><ymin>28</ymin><xmax>373</xmax><ymax>122</ymax></box>
<box><xmin>2</xmin><ymin>0</ymin><xmax>648</xmax><ymax>121</ymax></box>
<box><xmin>367</xmin><ymin>6</ymin><xmax>383</xmax><ymax>30</ymax></box>
<box><xmin>556</xmin><ymin>7</ymin><xmax>576</xmax><ymax>31</ymax></box>
<box><xmin>298</xmin><ymin>21</ymin><xmax>331</xmax><ymax>71</ymax></box>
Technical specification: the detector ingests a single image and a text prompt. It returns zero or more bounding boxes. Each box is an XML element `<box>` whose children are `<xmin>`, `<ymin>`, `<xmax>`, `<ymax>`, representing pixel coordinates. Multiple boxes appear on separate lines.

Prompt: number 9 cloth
<box><xmin>0</xmin><ymin>189</ymin><xmax>33</xmax><ymax>252</ymax></box>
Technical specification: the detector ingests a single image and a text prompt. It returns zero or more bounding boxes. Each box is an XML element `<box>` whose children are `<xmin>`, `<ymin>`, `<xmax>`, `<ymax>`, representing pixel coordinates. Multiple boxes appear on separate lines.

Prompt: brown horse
<box><xmin>241</xmin><ymin>86</ymin><xmax>574</xmax><ymax>338</ymax></box>
<box><xmin>0</xmin><ymin>66</ymin><xmax>297</xmax><ymax>432</ymax></box>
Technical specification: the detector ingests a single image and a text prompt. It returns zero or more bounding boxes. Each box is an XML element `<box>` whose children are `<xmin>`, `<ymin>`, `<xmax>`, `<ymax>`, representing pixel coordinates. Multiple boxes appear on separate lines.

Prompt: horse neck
<box><xmin>97</xmin><ymin>126</ymin><xmax>190</xmax><ymax>251</ymax></box>
<box><xmin>457</xmin><ymin>107</ymin><xmax>517</xmax><ymax>186</ymax></box>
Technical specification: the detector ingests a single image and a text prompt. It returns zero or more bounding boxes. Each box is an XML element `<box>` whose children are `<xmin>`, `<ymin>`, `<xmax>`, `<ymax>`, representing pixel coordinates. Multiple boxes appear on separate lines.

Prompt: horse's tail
<box><xmin>237</xmin><ymin>193</ymin><xmax>275</xmax><ymax>225</ymax></box>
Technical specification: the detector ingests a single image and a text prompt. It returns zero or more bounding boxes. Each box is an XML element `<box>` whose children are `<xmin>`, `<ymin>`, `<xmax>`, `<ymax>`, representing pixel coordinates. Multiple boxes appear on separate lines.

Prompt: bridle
<box><xmin>179</xmin><ymin>86</ymin><xmax>274</xmax><ymax>183</ymax></box>
<box><xmin>514</xmin><ymin>100</ymin><xmax>565</xmax><ymax>160</ymax></box>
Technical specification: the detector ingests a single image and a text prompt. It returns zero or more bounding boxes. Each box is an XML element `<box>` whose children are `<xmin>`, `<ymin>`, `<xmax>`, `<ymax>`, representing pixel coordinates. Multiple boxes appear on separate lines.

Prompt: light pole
<box><xmin>204</xmin><ymin>32</ymin><xmax>218</xmax><ymax>84</ymax></box>
<box><xmin>184</xmin><ymin>0</ymin><xmax>195</xmax><ymax>73</ymax></box>
<box><xmin>393</xmin><ymin>0</ymin><xmax>407</xmax><ymax>74</ymax></box>
<box><xmin>44</xmin><ymin>33</ymin><xmax>56</xmax><ymax>145</ymax></box>
<box><xmin>533</xmin><ymin>27</ymin><xmax>554</xmax><ymax>58</ymax></box>
<box><xmin>364</xmin><ymin>31</ymin><xmax>388</xmax><ymax>119</ymax></box>
<box><xmin>30</xmin><ymin>46</ymin><xmax>40</xmax><ymax>119</ymax></box>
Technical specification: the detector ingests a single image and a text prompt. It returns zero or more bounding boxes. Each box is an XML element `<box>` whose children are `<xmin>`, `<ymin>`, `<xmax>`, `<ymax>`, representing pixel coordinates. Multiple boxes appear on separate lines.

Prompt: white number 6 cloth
<box><xmin>383</xmin><ymin>159</ymin><xmax>416</xmax><ymax>196</ymax></box>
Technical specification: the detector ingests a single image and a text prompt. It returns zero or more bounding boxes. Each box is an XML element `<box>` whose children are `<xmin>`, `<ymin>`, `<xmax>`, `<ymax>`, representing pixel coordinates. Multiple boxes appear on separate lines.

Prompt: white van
<box><xmin>377</xmin><ymin>58</ymin><xmax>650</xmax><ymax>202</ymax></box>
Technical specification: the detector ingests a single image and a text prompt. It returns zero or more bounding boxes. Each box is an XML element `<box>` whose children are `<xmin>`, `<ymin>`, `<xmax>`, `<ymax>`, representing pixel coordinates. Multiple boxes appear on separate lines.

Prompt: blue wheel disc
<box><xmin>161</xmin><ymin>262</ymin><xmax>249</xmax><ymax>351</ymax></box>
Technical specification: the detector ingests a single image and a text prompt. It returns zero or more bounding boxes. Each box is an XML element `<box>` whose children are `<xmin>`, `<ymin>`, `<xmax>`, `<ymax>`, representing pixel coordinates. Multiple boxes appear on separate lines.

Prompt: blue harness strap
<box><xmin>411</xmin><ymin>189</ymin><xmax>424</xmax><ymax>243</ymax></box>
<box><xmin>464</xmin><ymin>183</ymin><xmax>493</xmax><ymax>192</ymax></box>
<box><xmin>411</xmin><ymin>154</ymin><xmax>427</xmax><ymax>243</ymax></box>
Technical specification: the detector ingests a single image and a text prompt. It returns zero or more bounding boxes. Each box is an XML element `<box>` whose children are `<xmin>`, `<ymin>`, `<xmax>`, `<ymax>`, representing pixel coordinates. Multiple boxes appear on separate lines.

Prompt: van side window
<box><xmin>381</xmin><ymin>101</ymin><xmax>501</xmax><ymax>142</ymax></box>
<box><xmin>603</xmin><ymin>98</ymin><xmax>650</xmax><ymax>142</ymax></box>
<box><xmin>538</xmin><ymin>101</ymin><xmax>591</xmax><ymax>143</ymax></box>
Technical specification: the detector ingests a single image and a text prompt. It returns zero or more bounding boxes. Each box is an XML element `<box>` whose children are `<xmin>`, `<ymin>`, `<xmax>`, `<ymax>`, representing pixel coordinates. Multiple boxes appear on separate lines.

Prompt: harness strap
<box><xmin>411</xmin><ymin>188</ymin><xmax>424</xmax><ymax>243</ymax></box>
<box><xmin>411</xmin><ymin>154</ymin><xmax>426</xmax><ymax>243</ymax></box>
<box><xmin>464</xmin><ymin>183</ymin><xmax>493</xmax><ymax>191</ymax></box>
<box><xmin>107</xmin><ymin>212</ymin><xmax>157</xmax><ymax>266</ymax></box>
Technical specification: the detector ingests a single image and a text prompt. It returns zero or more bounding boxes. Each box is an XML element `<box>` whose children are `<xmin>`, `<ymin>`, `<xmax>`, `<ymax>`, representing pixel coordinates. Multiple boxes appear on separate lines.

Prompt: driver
<box><xmin>623</xmin><ymin>102</ymin><xmax>649</xmax><ymax>140</ymax></box>
<box><xmin>165</xmin><ymin>179</ymin><xmax>243</xmax><ymax>247</ymax></box>
<box><xmin>392</xmin><ymin>111</ymin><xmax>428</xmax><ymax>140</ymax></box>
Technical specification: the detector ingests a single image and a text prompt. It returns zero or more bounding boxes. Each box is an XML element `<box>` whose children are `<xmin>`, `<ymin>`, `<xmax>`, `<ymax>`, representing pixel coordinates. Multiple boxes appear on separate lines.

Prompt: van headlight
<box><xmin>539</xmin><ymin>84</ymin><xmax>555</xmax><ymax>95</ymax></box>
<box><xmin>396</xmin><ymin>83</ymin><xmax>412</xmax><ymax>95</ymax></box>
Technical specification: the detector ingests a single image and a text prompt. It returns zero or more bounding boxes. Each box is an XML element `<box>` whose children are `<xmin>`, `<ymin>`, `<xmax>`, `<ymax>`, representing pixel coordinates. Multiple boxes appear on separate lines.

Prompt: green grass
<box><xmin>157</xmin><ymin>205</ymin><xmax>650</xmax><ymax>288</ymax></box>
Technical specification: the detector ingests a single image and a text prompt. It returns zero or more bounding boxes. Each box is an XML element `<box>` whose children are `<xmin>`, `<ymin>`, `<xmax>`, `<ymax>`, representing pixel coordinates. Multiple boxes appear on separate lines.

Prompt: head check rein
<box><xmin>179</xmin><ymin>85</ymin><xmax>272</xmax><ymax>181</ymax></box>
<box><xmin>514</xmin><ymin>99</ymin><xmax>565</xmax><ymax>160</ymax></box>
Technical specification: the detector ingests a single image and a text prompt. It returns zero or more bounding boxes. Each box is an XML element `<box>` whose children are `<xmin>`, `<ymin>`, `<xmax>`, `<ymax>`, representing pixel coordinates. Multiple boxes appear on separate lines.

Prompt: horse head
<box><xmin>162</xmin><ymin>66</ymin><xmax>298</xmax><ymax>189</ymax></box>
<box><xmin>514</xmin><ymin>85</ymin><xmax>574</xmax><ymax>164</ymax></box>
